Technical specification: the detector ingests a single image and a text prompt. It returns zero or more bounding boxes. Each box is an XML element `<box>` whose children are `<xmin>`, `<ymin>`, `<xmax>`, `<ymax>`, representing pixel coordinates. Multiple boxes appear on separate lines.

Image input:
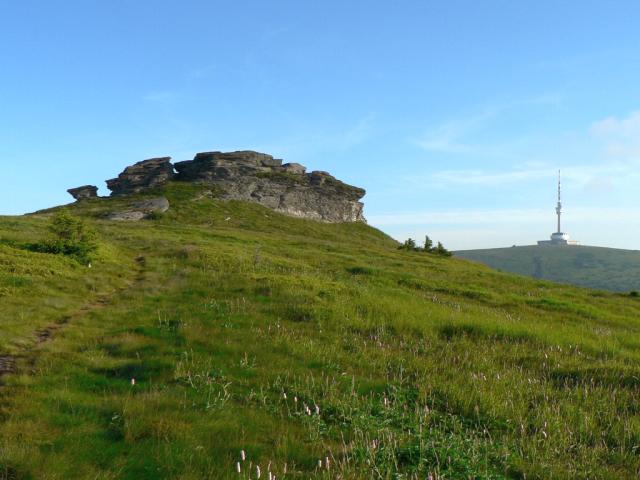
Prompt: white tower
<box><xmin>556</xmin><ymin>170</ymin><xmax>562</xmax><ymax>233</ymax></box>
<box><xmin>538</xmin><ymin>170</ymin><xmax>579</xmax><ymax>246</ymax></box>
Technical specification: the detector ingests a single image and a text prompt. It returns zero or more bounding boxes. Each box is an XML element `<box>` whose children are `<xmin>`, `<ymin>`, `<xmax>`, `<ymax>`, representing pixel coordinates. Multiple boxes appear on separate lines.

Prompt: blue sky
<box><xmin>2</xmin><ymin>1</ymin><xmax>640</xmax><ymax>249</ymax></box>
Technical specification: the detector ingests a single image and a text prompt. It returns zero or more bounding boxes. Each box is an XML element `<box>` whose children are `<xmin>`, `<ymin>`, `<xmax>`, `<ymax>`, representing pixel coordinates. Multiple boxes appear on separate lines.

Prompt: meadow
<box><xmin>0</xmin><ymin>183</ymin><xmax>639</xmax><ymax>479</ymax></box>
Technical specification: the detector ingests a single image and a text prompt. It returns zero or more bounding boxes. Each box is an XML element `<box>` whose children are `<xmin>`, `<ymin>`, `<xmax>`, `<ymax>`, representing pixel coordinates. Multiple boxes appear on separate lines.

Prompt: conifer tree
<box><xmin>424</xmin><ymin>235</ymin><xmax>433</xmax><ymax>252</ymax></box>
<box><xmin>434</xmin><ymin>241</ymin><xmax>452</xmax><ymax>257</ymax></box>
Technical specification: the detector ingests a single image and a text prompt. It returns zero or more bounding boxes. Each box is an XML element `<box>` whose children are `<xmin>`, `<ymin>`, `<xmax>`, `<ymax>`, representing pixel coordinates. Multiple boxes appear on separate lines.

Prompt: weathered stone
<box><xmin>279</xmin><ymin>163</ymin><xmax>306</xmax><ymax>175</ymax></box>
<box><xmin>106</xmin><ymin>157</ymin><xmax>174</xmax><ymax>195</ymax></box>
<box><xmin>175</xmin><ymin>151</ymin><xmax>366</xmax><ymax>223</ymax></box>
<box><xmin>104</xmin><ymin>210</ymin><xmax>147</xmax><ymax>221</ymax></box>
<box><xmin>67</xmin><ymin>185</ymin><xmax>98</xmax><ymax>201</ymax></box>
<box><xmin>261</xmin><ymin>158</ymin><xmax>283</xmax><ymax>167</ymax></box>
<box><xmin>130</xmin><ymin>197</ymin><xmax>170</xmax><ymax>213</ymax></box>
<box><xmin>90</xmin><ymin>150</ymin><xmax>366</xmax><ymax>223</ymax></box>
<box><xmin>190</xmin><ymin>151</ymin><xmax>275</xmax><ymax>168</ymax></box>
<box><xmin>309</xmin><ymin>171</ymin><xmax>366</xmax><ymax>200</ymax></box>
<box><xmin>105</xmin><ymin>197</ymin><xmax>170</xmax><ymax>221</ymax></box>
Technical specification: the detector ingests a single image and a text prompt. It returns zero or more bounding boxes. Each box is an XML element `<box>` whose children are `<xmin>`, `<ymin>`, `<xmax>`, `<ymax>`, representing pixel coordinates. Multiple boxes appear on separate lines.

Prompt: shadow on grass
<box><xmin>438</xmin><ymin>323</ymin><xmax>534</xmax><ymax>345</ymax></box>
<box><xmin>550</xmin><ymin>366</ymin><xmax>640</xmax><ymax>390</ymax></box>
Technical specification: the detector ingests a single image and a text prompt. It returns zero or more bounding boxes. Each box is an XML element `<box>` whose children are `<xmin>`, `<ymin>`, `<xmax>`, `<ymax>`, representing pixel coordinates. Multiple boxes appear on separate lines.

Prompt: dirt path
<box><xmin>0</xmin><ymin>255</ymin><xmax>146</xmax><ymax>384</ymax></box>
<box><xmin>0</xmin><ymin>356</ymin><xmax>15</xmax><ymax>377</ymax></box>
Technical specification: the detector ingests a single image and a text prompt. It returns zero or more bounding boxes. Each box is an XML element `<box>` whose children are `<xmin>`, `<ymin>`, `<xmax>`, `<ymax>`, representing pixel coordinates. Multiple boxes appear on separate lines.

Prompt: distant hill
<box><xmin>455</xmin><ymin>244</ymin><xmax>640</xmax><ymax>292</ymax></box>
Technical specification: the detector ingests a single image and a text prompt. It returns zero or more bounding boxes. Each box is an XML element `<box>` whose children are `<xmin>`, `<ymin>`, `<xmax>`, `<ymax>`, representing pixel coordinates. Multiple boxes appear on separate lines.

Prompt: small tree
<box><xmin>424</xmin><ymin>235</ymin><xmax>433</xmax><ymax>252</ymax></box>
<box><xmin>49</xmin><ymin>212</ymin><xmax>93</xmax><ymax>243</ymax></box>
<box><xmin>399</xmin><ymin>236</ymin><xmax>451</xmax><ymax>256</ymax></box>
<box><xmin>398</xmin><ymin>238</ymin><xmax>417</xmax><ymax>251</ymax></box>
<box><xmin>29</xmin><ymin>211</ymin><xmax>97</xmax><ymax>264</ymax></box>
<box><xmin>433</xmin><ymin>241</ymin><xmax>452</xmax><ymax>257</ymax></box>
<box><xmin>405</xmin><ymin>238</ymin><xmax>417</xmax><ymax>250</ymax></box>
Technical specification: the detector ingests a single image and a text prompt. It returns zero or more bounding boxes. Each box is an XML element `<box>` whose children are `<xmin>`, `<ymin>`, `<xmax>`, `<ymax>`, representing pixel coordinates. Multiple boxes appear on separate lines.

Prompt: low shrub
<box><xmin>398</xmin><ymin>235</ymin><xmax>452</xmax><ymax>256</ymax></box>
<box><xmin>26</xmin><ymin>211</ymin><xmax>97</xmax><ymax>264</ymax></box>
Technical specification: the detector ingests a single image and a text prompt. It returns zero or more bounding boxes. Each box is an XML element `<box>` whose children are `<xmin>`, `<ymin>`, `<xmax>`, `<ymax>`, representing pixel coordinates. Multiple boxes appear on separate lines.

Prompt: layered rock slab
<box><xmin>106</xmin><ymin>157</ymin><xmax>174</xmax><ymax>195</ymax></box>
<box><xmin>174</xmin><ymin>151</ymin><xmax>366</xmax><ymax>223</ymax></box>
<box><xmin>67</xmin><ymin>185</ymin><xmax>98</xmax><ymax>200</ymax></box>
<box><xmin>105</xmin><ymin>197</ymin><xmax>170</xmax><ymax>221</ymax></box>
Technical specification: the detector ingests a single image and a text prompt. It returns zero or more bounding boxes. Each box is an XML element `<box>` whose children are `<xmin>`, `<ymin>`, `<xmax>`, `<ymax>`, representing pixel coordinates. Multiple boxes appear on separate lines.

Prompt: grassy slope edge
<box><xmin>0</xmin><ymin>183</ymin><xmax>638</xmax><ymax>479</ymax></box>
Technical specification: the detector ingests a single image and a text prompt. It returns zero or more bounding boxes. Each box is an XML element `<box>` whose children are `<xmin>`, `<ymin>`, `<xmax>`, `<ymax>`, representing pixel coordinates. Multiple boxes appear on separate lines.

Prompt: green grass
<box><xmin>0</xmin><ymin>182</ymin><xmax>639</xmax><ymax>479</ymax></box>
<box><xmin>455</xmin><ymin>244</ymin><xmax>640</xmax><ymax>292</ymax></box>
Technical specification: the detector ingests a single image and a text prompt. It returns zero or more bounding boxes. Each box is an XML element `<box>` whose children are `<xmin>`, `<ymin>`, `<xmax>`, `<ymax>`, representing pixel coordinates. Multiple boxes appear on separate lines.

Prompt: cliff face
<box><xmin>68</xmin><ymin>150</ymin><xmax>366</xmax><ymax>223</ymax></box>
<box><xmin>173</xmin><ymin>151</ymin><xmax>366</xmax><ymax>223</ymax></box>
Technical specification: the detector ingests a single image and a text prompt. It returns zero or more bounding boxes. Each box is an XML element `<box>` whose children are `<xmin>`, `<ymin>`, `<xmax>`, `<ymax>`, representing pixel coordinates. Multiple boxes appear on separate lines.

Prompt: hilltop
<box><xmin>455</xmin><ymin>244</ymin><xmax>640</xmax><ymax>292</ymax></box>
<box><xmin>67</xmin><ymin>150</ymin><xmax>366</xmax><ymax>223</ymax></box>
<box><xmin>0</xmin><ymin>182</ymin><xmax>639</xmax><ymax>479</ymax></box>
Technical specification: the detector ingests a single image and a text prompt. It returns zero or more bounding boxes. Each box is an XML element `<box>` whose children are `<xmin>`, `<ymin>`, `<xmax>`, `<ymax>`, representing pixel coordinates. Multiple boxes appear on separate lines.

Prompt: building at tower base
<box><xmin>537</xmin><ymin>170</ymin><xmax>579</xmax><ymax>246</ymax></box>
<box><xmin>537</xmin><ymin>233</ymin><xmax>579</xmax><ymax>246</ymax></box>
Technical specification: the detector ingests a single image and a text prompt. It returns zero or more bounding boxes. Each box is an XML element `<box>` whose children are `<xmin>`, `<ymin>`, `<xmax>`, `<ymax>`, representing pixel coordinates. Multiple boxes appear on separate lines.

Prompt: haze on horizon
<box><xmin>2</xmin><ymin>1</ymin><xmax>640</xmax><ymax>250</ymax></box>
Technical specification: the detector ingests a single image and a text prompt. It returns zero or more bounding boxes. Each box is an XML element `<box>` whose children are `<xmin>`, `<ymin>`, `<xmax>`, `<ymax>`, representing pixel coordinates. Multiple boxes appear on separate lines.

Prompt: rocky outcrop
<box><xmin>67</xmin><ymin>185</ymin><xmax>98</xmax><ymax>201</ymax></box>
<box><xmin>105</xmin><ymin>197</ymin><xmax>170</xmax><ymax>221</ymax></box>
<box><xmin>174</xmin><ymin>151</ymin><xmax>365</xmax><ymax>223</ymax></box>
<box><xmin>71</xmin><ymin>150</ymin><xmax>366</xmax><ymax>223</ymax></box>
<box><xmin>106</xmin><ymin>157</ymin><xmax>174</xmax><ymax>195</ymax></box>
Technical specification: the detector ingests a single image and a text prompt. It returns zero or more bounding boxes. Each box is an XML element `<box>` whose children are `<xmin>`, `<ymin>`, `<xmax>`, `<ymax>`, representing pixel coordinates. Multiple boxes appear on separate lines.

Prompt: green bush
<box><xmin>398</xmin><ymin>236</ymin><xmax>451</xmax><ymax>256</ymax></box>
<box><xmin>26</xmin><ymin>211</ymin><xmax>97</xmax><ymax>264</ymax></box>
<box><xmin>398</xmin><ymin>238</ymin><xmax>418</xmax><ymax>251</ymax></box>
<box><xmin>433</xmin><ymin>241</ymin><xmax>452</xmax><ymax>257</ymax></box>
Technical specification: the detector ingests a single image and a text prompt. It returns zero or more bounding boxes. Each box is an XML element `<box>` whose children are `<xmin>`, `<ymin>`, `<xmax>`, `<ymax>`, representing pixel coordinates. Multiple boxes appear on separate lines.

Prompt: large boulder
<box><xmin>67</xmin><ymin>185</ymin><xmax>98</xmax><ymax>201</ymax></box>
<box><xmin>106</xmin><ymin>157</ymin><xmax>174</xmax><ymax>195</ymax></box>
<box><xmin>105</xmin><ymin>197</ymin><xmax>170</xmax><ymax>221</ymax></box>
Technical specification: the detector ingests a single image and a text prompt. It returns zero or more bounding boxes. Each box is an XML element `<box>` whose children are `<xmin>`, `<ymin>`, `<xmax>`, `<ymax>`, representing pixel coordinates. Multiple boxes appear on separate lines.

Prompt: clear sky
<box><xmin>2</xmin><ymin>1</ymin><xmax>640</xmax><ymax>250</ymax></box>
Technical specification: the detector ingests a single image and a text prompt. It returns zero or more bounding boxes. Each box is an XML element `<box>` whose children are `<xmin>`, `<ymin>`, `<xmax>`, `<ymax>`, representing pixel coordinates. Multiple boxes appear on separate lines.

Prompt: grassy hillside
<box><xmin>1</xmin><ymin>183</ymin><xmax>639</xmax><ymax>479</ymax></box>
<box><xmin>454</xmin><ymin>245</ymin><xmax>640</xmax><ymax>292</ymax></box>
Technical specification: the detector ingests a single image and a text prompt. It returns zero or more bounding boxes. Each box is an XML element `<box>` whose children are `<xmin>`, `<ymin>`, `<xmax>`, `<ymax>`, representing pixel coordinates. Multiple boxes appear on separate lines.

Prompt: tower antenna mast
<box><xmin>538</xmin><ymin>169</ymin><xmax>578</xmax><ymax>245</ymax></box>
<box><xmin>555</xmin><ymin>170</ymin><xmax>562</xmax><ymax>233</ymax></box>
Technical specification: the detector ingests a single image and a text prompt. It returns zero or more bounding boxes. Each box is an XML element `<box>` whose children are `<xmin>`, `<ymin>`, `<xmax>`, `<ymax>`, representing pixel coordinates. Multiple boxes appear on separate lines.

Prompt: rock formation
<box><xmin>70</xmin><ymin>150</ymin><xmax>366</xmax><ymax>223</ymax></box>
<box><xmin>106</xmin><ymin>157</ymin><xmax>174</xmax><ymax>195</ymax></box>
<box><xmin>173</xmin><ymin>151</ymin><xmax>366</xmax><ymax>223</ymax></box>
<box><xmin>67</xmin><ymin>185</ymin><xmax>98</xmax><ymax>200</ymax></box>
<box><xmin>105</xmin><ymin>197</ymin><xmax>170</xmax><ymax>221</ymax></box>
